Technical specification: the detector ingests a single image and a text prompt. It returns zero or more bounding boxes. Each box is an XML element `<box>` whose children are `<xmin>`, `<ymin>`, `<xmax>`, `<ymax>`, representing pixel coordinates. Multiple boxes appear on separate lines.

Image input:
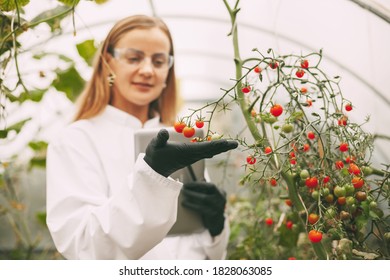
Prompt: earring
<box><xmin>107</xmin><ymin>73</ymin><xmax>116</xmax><ymax>87</ymax></box>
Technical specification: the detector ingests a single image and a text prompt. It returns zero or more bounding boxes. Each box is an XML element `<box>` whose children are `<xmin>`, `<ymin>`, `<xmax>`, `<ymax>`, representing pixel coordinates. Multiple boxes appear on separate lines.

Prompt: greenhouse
<box><xmin>1</xmin><ymin>0</ymin><xmax>389</xmax><ymax>265</ymax></box>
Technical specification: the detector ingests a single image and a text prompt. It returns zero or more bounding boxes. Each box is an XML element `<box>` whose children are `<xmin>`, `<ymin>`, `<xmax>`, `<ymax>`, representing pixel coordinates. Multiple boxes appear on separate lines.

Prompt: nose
<box><xmin>138</xmin><ymin>57</ymin><xmax>154</xmax><ymax>75</ymax></box>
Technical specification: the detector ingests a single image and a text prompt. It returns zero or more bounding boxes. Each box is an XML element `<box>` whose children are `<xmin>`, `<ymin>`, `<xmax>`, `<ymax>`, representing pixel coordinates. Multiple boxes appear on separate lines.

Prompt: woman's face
<box><xmin>108</xmin><ymin>27</ymin><xmax>172</xmax><ymax>120</ymax></box>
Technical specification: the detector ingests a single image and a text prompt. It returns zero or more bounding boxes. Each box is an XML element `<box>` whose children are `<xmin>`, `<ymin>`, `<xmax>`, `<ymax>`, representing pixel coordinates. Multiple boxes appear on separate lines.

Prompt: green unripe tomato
<box><xmin>362</xmin><ymin>166</ymin><xmax>373</xmax><ymax>176</ymax></box>
<box><xmin>333</xmin><ymin>185</ymin><xmax>346</xmax><ymax>197</ymax></box>
<box><xmin>369</xmin><ymin>201</ymin><xmax>378</xmax><ymax>209</ymax></box>
<box><xmin>311</xmin><ymin>190</ymin><xmax>320</xmax><ymax>200</ymax></box>
<box><xmin>346</xmin><ymin>196</ymin><xmax>356</xmax><ymax>206</ymax></box>
<box><xmin>282</xmin><ymin>123</ymin><xmax>293</xmax><ymax>133</ymax></box>
<box><xmin>300</xmin><ymin>169</ymin><xmax>310</xmax><ymax>180</ymax></box>
<box><xmin>321</xmin><ymin>187</ymin><xmax>330</xmax><ymax>197</ymax></box>
<box><xmin>325</xmin><ymin>207</ymin><xmax>337</xmax><ymax>219</ymax></box>
<box><xmin>344</xmin><ymin>184</ymin><xmax>355</xmax><ymax>196</ymax></box>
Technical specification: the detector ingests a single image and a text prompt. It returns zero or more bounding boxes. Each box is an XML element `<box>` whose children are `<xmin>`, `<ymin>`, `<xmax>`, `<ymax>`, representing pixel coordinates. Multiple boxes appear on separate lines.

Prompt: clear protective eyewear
<box><xmin>112</xmin><ymin>48</ymin><xmax>174</xmax><ymax>70</ymax></box>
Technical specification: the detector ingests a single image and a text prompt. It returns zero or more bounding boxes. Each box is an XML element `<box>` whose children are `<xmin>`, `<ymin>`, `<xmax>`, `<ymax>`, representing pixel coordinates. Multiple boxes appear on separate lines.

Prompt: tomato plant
<box><xmin>180</xmin><ymin>0</ymin><xmax>390</xmax><ymax>260</ymax></box>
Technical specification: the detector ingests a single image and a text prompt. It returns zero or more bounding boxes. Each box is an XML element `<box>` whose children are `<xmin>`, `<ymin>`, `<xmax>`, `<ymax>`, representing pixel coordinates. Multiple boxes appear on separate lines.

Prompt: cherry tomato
<box><xmin>285</xmin><ymin>199</ymin><xmax>293</xmax><ymax>207</ymax></box>
<box><xmin>306</xmin><ymin>99</ymin><xmax>313</xmax><ymax>107</ymax></box>
<box><xmin>308</xmin><ymin>230</ymin><xmax>323</xmax><ymax>243</ymax></box>
<box><xmin>333</xmin><ymin>185</ymin><xmax>346</xmax><ymax>197</ymax></box>
<box><xmin>296</xmin><ymin>69</ymin><xmax>305</xmax><ymax>78</ymax></box>
<box><xmin>352</xmin><ymin>176</ymin><xmax>364</xmax><ymax>189</ymax></box>
<box><xmin>270</xmin><ymin>104</ymin><xmax>283</xmax><ymax>117</ymax></box>
<box><xmin>345</xmin><ymin>155</ymin><xmax>356</xmax><ymax>163</ymax></box>
<box><xmin>338</xmin><ymin>116</ymin><xmax>348</xmax><ymax>126</ymax></box>
<box><xmin>246</xmin><ymin>155</ymin><xmax>256</xmax><ymax>165</ymax></box>
<box><xmin>241</xmin><ymin>86</ymin><xmax>251</xmax><ymax>94</ymax></box>
<box><xmin>303</xmin><ymin>143</ymin><xmax>310</xmax><ymax>152</ymax></box>
<box><xmin>339</xmin><ymin>142</ymin><xmax>348</xmax><ymax>152</ymax></box>
<box><xmin>335</xmin><ymin>160</ymin><xmax>344</xmax><ymax>169</ymax></box>
<box><xmin>174</xmin><ymin>121</ymin><xmax>186</xmax><ymax>133</ymax></box>
<box><xmin>308</xmin><ymin>213</ymin><xmax>319</xmax><ymax>225</ymax></box>
<box><xmin>265</xmin><ymin>217</ymin><xmax>273</xmax><ymax>226</ymax></box>
<box><xmin>264</xmin><ymin>146</ymin><xmax>272</xmax><ymax>154</ymax></box>
<box><xmin>269</xmin><ymin>177</ymin><xmax>277</xmax><ymax>186</ymax></box>
<box><xmin>300</xmin><ymin>169</ymin><xmax>310</xmax><ymax>180</ymax></box>
<box><xmin>286</xmin><ymin>221</ymin><xmax>293</xmax><ymax>229</ymax></box>
<box><xmin>305</xmin><ymin>177</ymin><xmax>318</xmax><ymax>188</ymax></box>
<box><xmin>300</xmin><ymin>59</ymin><xmax>309</xmax><ymax>69</ymax></box>
<box><xmin>345</xmin><ymin>103</ymin><xmax>353</xmax><ymax>111</ymax></box>
<box><xmin>269</xmin><ymin>60</ymin><xmax>278</xmax><ymax>69</ymax></box>
<box><xmin>348</xmin><ymin>163</ymin><xmax>361</xmax><ymax>175</ymax></box>
<box><xmin>282</xmin><ymin>123</ymin><xmax>293</xmax><ymax>133</ymax></box>
<box><xmin>300</xmin><ymin>87</ymin><xmax>308</xmax><ymax>94</ymax></box>
<box><xmin>323</xmin><ymin>176</ymin><xmax>330</xmax><ymax>184</ymax></box>
<box><xmin>195</xmin><ymin>119</ymin><xmax>204</xmax><ymax>128</ymax></box>
<box><xmin>355</xmin><ymin>191</ymin><xmax>367</xmax><ymax>201</ymax></box>
<box><xmin>254</xmin><ymin>65</ymin><xmax>262</xmax><ymax>73</ymax></box>
<box><xmin>182</xmin><ymin>126</ymin><xmax>195</xmax><ymax>138</ymax></box>
<box><xmin>307</xmin><ymin>131</ymin><xmax>315</xmax><ymax>140</ymax></box>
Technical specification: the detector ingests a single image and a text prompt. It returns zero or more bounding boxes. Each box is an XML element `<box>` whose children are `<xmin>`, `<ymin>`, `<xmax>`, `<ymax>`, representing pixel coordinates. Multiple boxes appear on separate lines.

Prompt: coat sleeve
<box><xmin>46</xmin><ymin>127</ymin><xmax>182</xmax><ymax>259</ymax></box>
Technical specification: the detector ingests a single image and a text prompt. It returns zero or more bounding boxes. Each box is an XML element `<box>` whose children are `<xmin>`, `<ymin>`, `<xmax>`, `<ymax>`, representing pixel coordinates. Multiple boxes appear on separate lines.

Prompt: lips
<box><xmin>132</xmin><ymin>82</ymin><xmax>153</xmax><ymax>88</ymax></box>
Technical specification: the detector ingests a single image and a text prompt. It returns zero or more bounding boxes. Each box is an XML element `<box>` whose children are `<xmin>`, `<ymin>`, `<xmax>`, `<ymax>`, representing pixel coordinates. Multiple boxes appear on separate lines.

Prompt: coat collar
<box><xmin>100</xmin><ymin>105</ymin><xmax>161</xmax><ymax>129</ymax></box>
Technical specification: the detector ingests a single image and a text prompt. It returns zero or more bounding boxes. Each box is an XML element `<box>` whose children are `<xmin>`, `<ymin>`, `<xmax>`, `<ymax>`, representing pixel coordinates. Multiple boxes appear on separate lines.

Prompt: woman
<box><xmin>46</xmin><ymin>15</ymin><xmax>237</xmax><ymax>260</ymax></box>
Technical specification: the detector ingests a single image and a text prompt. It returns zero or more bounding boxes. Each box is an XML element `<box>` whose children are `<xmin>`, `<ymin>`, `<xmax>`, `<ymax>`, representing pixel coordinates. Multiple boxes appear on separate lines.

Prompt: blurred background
<box><xmin>1</xmin><ymin>0</ymin><xmax>389</xmax><ymax>259</ymax></box>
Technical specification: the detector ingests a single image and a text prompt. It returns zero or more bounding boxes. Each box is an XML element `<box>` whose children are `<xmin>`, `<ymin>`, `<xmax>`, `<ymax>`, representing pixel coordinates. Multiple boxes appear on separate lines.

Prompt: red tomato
<box><xmin>269</xmin><ymin>177</ymin><xmax>277</xmax><ymax>186</ymax></box>
<box><xmin>182</xmin><ymin>126</ymin><xmax>195</xmax><ymax>138</ymax></box>
<box><xmin>174</xmin><ymin>121</ymin><xmax>186</xmax><ymax>133</ymax></box>
<box><xmin>339</xmin><ymin>142</ymin><xmax>348</xmax><ymax>152</ymax></box>
<box><xmin>265</xmin><ymin>217</ymin><xmax>273</xmax><ymax>226</ymax></box>
<box><xmin>308</xmin><ymin>213</ymin><xmax>319</xmax><ymax>225</ymax></box>
<box><xmin>345</xmin><ymin>103</ymin><xmax>353</xmax><ymax>111</ymax></box>
<box><xmin>305</xmin><ymin>177</ymin><xmax>318</xmax><ymax>188</ymax></box>
<box><xmin>323</xmin><ymin>176</ymin><xmax>330</xmax><ymax>184</ymax></box>
<box><xmin>241</xmin><ymin>86</ymin><xmax>251</xmax><ymax>94</ymax></box>
<box><xmin>306</xmin><ymin>99</ymin><xmax>313</xmax><ymax>107</ymax></box>
<box><xmin>300</xmin><ymin>59</ymin><xmax>309</xmax><ymax>69</ymax></box>
<box><xmin>296</xmin><ymin>69</ymin><xmax>305</xmax><ymax>78</ymax></box>
<box><xmin>270</xmin><ymin>104</ymin><xmax>283</xmax><ymax>117</ymax></box>
<box><xmin>286</xmin><ymin>221</ymin><xmax>293</xmax><ymax>229</ymax></box>
<box><xmin>307</xmin><ymin>131</ymin><xmax>315</xmax><ymax>140</ymax></box>
<box><xmin>254</xmin><ymin>66</ymin><xmax>262</xmax><ymax>73</ymax></box>
<box><xmin>300</xmin><ymin>87</ymin><xmax>308</xmax><ymax>94</ymax></box>
<box><xmin>285</xmin><ymin>199</ymin><xmax>293</xmax><ymax>207</ymax></box>
<box><xmin>303</xmin><ymin>143</ymin><xmax>310</xmax><ymax>152</ymax></box>
<box><xmin>264</xmin><ymin>146</ymin><xmax>273</xmax><ymax>154</ymax></box>
<box><xmin>335</xmin><ymin>160</ymin><xmax>344</xmax><ymax>169</ymax></box>
<box><xmin>195</xmin><ymin>119</ymin><xmax>204</xmax><ymax>128</ymax></box>
<box><xmin>269</xmin><ymin>60</ymin><xmax>279</xmax><ymax>69</ymax></box>
<box><xmin>246</xmin><ymin>155</ymin><xmax>256</xmax><ymax>165</ymax></box>
<box><xmin>338</xmin><ymin>116</ymin><xmax>348</xmax><ymax>126</ymax></box>
<box><xmin>337</xmin><ymin>196</ymin><xmax>347</xmax><ymax>205</ymax></box>
<box><xmin>348</xmin><ymin>163</ymin><xmax>361</xmax><ymax>175</ymax></box>
<box><xmin>352</xmin><ymin>176</ymin><xmax>364</xmax><ymax>189</ymax></box>
<box><xmin>308</xmin><ymin>230</ymin><xmax>323</xmax><ymax>243</ymax></box>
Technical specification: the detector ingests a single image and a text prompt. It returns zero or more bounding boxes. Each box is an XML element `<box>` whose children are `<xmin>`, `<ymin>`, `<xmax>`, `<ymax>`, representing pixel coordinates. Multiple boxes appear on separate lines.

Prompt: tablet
<box><xmin>134</xmin><ymin>127</ymin><xmax>205</xmax><ymax>236</ymax></box>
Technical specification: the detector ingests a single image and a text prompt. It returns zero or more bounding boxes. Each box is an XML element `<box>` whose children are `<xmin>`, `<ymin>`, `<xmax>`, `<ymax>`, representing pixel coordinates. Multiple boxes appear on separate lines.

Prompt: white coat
<box><xmin>46</xmin><ymin>105</ymin><xmax>229</xmax><ymax>260</ymax></box>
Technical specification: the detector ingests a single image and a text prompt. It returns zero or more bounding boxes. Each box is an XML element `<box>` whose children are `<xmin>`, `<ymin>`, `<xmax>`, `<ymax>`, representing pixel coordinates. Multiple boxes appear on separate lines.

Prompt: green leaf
<box><xmin>6</xmin><ymin>118</ymin><xmax>32</xmax><ymax>134</ymax></box>
<box><xmin>28</xmin><ymin>141</ymin><xmax>48</xmax><ymax>151</ymax></box>
<box><xmin>76</xmin><ymin>39</ymin><xmax>97</xmax><ymax>66</ymax></box>
<box><xmin>33</xmin><ymin>52</ymin><xmax>73</xmax><ymax>63</ymax></box>
<box><xmin>94</xmin><ymin>0</ymin><xmax>109</xmax><ymax>3</ymax></box>
<box><xmin>0</xmin><ymin>0</ymin><xmax>30</xmax><ymax>12</ymax></box>
<box><xmin>0</xmin><ymin>130</ymin><xmax>7</xmax><ymax>138</ymax></box>
<box><xmin>53</xmin><ymin>66</ymin><xmax>85</xmax><ymax>101</ymax></box>
<box><xmin>19</xmin><ymin>89</ymin><xmax>47</xmax><ymax>103</ymax></box>
<box><xmin>35</xmin><ymin>211</ymin><xmax>47</xmax><ymax>226</ymax></box>
<box><xmin>29</xmin><ymin>157</ymin><xmax>46</xmax><ymax>168</ymax></box>
<box><xmin>30</xmin><ymin>5</ymin><xmax>72</xmax><ymax>32</ymax></box>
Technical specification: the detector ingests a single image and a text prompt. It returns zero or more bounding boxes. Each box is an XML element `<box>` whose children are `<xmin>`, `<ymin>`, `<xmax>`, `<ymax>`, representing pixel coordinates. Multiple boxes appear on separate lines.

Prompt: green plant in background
<box><xmin>178</xmin><ymin>0</ymin><xmax>390</xmax><ymax>259</ymax></box>
<box><xmin>0</xmin><ymin>0</ymin><xmax>105</xmax><ymax>259</ymax></box>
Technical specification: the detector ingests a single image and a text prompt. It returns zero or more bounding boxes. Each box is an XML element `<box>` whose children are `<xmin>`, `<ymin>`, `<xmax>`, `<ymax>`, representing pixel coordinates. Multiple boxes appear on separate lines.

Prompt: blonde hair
<box><xmin>73</xmin><ymin>15</ymin><xmax>179</xmax><ymax>125</ymax></box>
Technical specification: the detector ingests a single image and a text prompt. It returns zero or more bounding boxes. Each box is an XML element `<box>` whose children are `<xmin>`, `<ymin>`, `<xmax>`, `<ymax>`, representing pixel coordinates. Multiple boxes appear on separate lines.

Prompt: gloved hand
<box><xmin>144</xmin><ymin>129</ymin><xmax>238</xmax><ymax>177</ymax></box>
<box><xmin>181</xmin><ymin>181</ymin><xmax>226</xmax><ymax>237</ymax></box>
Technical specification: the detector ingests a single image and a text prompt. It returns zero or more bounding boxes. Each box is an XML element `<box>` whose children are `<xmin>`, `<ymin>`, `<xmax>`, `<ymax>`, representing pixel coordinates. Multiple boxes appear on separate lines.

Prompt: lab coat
<box><xmin>46</xmin><ymin>105</ymin><xmax>229</xmax><ymax>260</ymax></box>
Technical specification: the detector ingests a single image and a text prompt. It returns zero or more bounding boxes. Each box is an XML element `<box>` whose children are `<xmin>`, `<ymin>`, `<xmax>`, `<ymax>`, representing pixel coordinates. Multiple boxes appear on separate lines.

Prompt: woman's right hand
<box><xmin>143</xmin><ymin>129</ymin><xmax>238</xmax><ymax>177</ymax></box>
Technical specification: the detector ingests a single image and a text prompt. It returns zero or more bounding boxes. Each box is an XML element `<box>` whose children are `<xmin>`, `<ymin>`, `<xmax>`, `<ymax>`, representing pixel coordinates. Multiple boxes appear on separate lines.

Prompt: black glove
<box><xmin>181</xmin><ymin>181</ymin><xmax>227</xmax><ymax>237</ymax></box>
<box><xmin>143</xmin><ymin>129</ymin><xmax>238</xmax><ymax>177</ymax></box>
